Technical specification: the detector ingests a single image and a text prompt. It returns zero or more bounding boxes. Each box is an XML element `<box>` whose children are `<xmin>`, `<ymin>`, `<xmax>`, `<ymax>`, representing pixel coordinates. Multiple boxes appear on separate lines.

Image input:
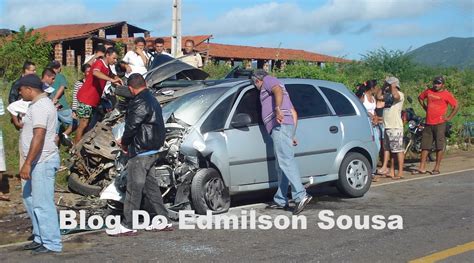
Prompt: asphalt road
<box><xmin>1</xmin><ymin>169</ymin><xmax>473</xmax><ymax>262</ymax></box>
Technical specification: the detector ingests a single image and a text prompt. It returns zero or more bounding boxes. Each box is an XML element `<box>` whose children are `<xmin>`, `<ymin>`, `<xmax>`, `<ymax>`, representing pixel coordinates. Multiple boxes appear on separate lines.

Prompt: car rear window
<box><xmin>319</xmin><ymin>87</ymin><xmax>356</xmax><ymax>116</ymax></box>
<box><xmin>286</xmin><ymin>84</ymin><xmax>331</xmax><ymax>118</ymax></box>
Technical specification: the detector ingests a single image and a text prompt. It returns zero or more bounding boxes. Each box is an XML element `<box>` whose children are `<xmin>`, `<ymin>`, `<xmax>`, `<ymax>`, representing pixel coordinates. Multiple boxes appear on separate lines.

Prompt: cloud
<box><xmin>352</xmin><ymin>24</ymin><xmax>372</xmax><ymax>35</ymax></box>
<box><xmin>0</xmin><ymin>0</ymin><xmax>93</xmax><ymax>29</ymax></box>
<box><xmin>188</xmin><ymin>2</ymin><xmax>302</xmax><ymax>36</ymax></box>
<box><xmin>313</xmin><ymin>40</ymin><xmax>345</xmax><ymax>56</ymax></box>
<box><xmin>375</xmin><ymin>23</ymin><xmax>427</xmax><ymax>38</ymax></box>
<box><xmin>111</xmin><ymin>0</ymin><xmax>171</xmax><ymax>33</ymax></box>
<box><xmin>186</xmin><ymin>0</ymin><xmax>440</xmax><ymax>37</ymax></box>
<box><xmin>0</xmin><ymin>0</ymin><xmax>171</xmax><ymax>34</ymax></box>
<box><xmin>452</xmin><ymin>0</ymin><xmax>474</xmax><ymax>13</ymax></box>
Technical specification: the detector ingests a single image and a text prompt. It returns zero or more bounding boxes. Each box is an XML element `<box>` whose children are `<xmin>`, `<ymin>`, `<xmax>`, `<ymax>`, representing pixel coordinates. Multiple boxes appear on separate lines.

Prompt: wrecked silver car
<box><xmin>68</xmin><ymin>55</ymin><xmax>232</xmax><ymax>214</ymax></box>
<box><xmin>69</xmin><ymin>57</ymin><xmax>378</xmax><ymax>216</ymax></box>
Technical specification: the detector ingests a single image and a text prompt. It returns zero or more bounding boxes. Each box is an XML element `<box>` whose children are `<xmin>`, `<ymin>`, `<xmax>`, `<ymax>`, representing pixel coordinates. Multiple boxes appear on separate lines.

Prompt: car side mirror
<box><xmin>231</xmin><ymin>113</ymin><xmax>252</xmax><ymax>128</ymax></box>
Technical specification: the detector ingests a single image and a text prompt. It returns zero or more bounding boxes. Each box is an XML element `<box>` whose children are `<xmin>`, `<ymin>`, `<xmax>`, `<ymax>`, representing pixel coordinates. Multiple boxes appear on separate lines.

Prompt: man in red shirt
<box><xmin>414</xmin><ymin>76</ymin><xmax>459</xmax><ymax>174</ymax></box>
<box><xmin>75</xmin><ymin>47</ymin><xmax>122</xmax><ymax>143</ymax></box>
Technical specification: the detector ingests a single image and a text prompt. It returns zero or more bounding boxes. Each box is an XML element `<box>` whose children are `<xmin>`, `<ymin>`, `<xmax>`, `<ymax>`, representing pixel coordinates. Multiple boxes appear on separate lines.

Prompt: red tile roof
<box><xmin>196</xmin><ymin>43</ymin><xmax>350</xmax><ymax>63</ymax></box>
<box><xmin>32</xmin><ymin>22</ymin><xmax>124</xmax><ymax>42</ymax></box>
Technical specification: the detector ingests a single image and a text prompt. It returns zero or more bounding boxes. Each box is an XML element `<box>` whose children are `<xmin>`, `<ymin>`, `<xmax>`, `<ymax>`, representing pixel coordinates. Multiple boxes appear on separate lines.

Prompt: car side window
<box><xmin>232</xmin><ymin>88</ymin><xmax>263</xmax><ymax>126</ymax></box>
<box><xmin>201</xmin><ymin>95</ymin><xmax>234</xmax><ymax>133</ymax></box>
<box><xmin>285</xmin><ymin>84</ymin><xmax>331</xmax><ymax>118</ymax></box>
<box><xmin>319</xmin><ymin>87</ymin><xmax>356</xmax><ymax>116</ymax></box>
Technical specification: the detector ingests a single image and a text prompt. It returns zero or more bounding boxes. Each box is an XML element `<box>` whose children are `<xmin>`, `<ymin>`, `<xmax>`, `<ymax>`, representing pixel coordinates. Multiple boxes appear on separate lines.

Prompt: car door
<box><xmin>224</xmin><ymin>86</ymin><xmax>275</xmax><ymax>187</ymax></box>
<box><xmin>284</xmin><ymin>83</ymin><xmax>342</xmax><ymax>177</ymax></box>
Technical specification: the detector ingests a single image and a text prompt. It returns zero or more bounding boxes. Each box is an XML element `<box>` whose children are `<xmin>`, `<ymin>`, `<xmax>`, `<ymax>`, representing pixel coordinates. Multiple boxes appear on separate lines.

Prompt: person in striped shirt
<box><xmin>72</xmin><ymin>64</ymin><xmax>91</xmax><ymax>114</ymax></box>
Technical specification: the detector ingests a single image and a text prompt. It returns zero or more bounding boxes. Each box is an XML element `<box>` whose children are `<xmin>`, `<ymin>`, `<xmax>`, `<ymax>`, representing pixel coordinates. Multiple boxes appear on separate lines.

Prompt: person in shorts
<box><xmin>414</xmin><ymin>76</ymin><xmax>459</xmax><ymax>175</ymax></box>
<box><xmin>75</xmin><ymin>47</ymin><xmax>122</xmax><ymax>143</ymax></box>
<box><xmin>377</xmin><ymin>77</ymin><xmax>405</xmax><ymax>179</ymax></box>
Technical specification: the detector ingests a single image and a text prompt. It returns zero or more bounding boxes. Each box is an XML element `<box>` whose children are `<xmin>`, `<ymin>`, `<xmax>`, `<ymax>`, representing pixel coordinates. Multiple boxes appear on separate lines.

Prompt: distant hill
<box><xmin>409</xmin><ymin>37</ymin><xmax>474</xmax><ymax>69</ymax></box>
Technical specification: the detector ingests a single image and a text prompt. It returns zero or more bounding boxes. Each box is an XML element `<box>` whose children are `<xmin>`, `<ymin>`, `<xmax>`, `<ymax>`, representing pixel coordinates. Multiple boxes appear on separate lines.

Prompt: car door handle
<box><xmin>329</xmin><ymin>126</ymin><xmax>338</xmax><ymax>133</ymax></box>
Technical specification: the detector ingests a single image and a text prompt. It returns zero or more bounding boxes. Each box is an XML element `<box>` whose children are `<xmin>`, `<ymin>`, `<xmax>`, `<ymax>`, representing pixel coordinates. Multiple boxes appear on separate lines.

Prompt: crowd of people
<box><xmin>355</xmin><ymin>75</ymin><xmax>459</xmax><ymax>181</ymax></box>
<box><xmin>0</xmin><ymin>37</ymin><xmax>207</xmax><ymax>252</ymax></box>
<box><xmin>0</xmin><ymin>35</ymin><xmax>460</xmax><ymax>253</ymax></box>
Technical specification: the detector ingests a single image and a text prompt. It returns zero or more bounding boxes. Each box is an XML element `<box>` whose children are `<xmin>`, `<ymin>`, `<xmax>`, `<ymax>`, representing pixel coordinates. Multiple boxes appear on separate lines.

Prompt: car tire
<box><xmin>191</xmin><ymin>168</ymin><xmax>230</xmax><ymax>215</ymax></box>
<box><xmin>68</xmin><ymin>172</ymin><xmax>102</xmax><ymax>196</ymax></box>
<box><xmin>336</xmin><ymin>152</ymin><xmax>372</xmax><ymax>198</ymax></box>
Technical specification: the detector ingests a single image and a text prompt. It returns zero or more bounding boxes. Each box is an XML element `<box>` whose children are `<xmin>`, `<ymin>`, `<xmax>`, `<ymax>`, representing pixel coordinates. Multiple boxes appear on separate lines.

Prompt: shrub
<box><xmin>0</xmin><ymin>26</ymin><xmax>52</xmax><ymax>82</ymax></box>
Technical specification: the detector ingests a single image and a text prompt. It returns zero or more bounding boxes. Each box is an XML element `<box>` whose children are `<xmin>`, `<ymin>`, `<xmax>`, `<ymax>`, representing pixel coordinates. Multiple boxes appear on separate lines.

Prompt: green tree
<box><xmin>361</xmin><ymin>47</ymin><xmax>416</xmax><ymax>80</ymax></box>
<box><xmin>0</xmin><ymin>26</ymin><xmax>52</xmax><ymax>81</ymax></box>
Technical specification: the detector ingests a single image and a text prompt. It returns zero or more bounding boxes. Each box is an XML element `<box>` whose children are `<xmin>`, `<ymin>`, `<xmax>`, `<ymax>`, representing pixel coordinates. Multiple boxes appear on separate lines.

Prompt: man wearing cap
<box><xmin>414</xmin><ymin>76</ymin><xmax>459</xmax><ymax>175</ymax></box>
<box><xmin>378</xmin><ymin>77</ymin><xmax>405</xmax><ymax>179</ymax></box>
<box><xmin>251</xmin><ymin>69</ymin><xmax>313</xmax><ymax>215</ymax></box>
<box><xmin>17</xmin><ymin>74</ymin><xmax>62</xmax><ymax>254</ymax></box>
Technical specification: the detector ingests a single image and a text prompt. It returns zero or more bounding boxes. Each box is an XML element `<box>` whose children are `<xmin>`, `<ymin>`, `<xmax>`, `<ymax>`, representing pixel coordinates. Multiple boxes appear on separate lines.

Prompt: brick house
<box><xmin>32</xmin><ymin>21</ymin><xmax>149</xmax><ymax>67</ymax></box>
<box><xmin>30</xmin><ymin>21</ymin><xmax>349</xmax><ymax>70</ymax></box>
<box><xmin>129</xmin><ymin>36</ymin><xmax>350</xmax><ymax>70</ymax></box>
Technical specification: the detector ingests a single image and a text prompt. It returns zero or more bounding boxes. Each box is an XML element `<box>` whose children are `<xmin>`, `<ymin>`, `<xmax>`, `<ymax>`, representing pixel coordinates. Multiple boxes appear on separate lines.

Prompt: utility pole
<box><xmin>171</xmin><ymin>0</ymin><xmax>182</xmax><ymax>58</ymax></box>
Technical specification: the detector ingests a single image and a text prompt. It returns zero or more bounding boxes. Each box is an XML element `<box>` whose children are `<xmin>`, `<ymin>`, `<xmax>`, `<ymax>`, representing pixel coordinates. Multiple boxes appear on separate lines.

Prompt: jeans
<box><xmin>373</xmin><ymin>125</ymin><xmax>381</xmax><ymax>152</ymax></box>
<box><xmin>123</xmin><ymin>154</ymin><xmax>168</xmax><ymax>229</ymax></box>
<box><xmin>271</xmin><ymin>124</ymin><xmax>307</xmax><ymax>206</ymax></box>
<box><xmin>22</xmin><ymin>153</ymin><xmax>61</xmax><ymax>252</ymax></box>
<box><xmin>56</xmin><ymin>109</ymin><xmax>73</xmax><ymax>133</ymax></box>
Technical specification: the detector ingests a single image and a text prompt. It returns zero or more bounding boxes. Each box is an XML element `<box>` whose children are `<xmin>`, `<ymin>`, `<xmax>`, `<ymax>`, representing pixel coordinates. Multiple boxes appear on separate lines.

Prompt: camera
<box><xmin>382</xmin><ymin>82</ymin><xmax>394</xmax><ymax>108</ymax></box>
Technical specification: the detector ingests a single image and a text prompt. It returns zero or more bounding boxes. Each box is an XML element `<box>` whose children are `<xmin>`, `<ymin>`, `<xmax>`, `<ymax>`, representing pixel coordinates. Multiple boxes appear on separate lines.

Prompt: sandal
<box><xmin>430</xmin><ymin>170</ymin><xmax>441</xmax><ymax>175</ymax></box>
<box><xmin>372</xmin><ymin>175</ymin><xmax>380</xmax><ymax>182</ymax></box>
<box><xmin>392</xmin><ymin>176</ymin><xmax>404</xmax><ymax>180</ymax></box>
<box><xmin>411</xmin><ymin>170</ymin><xmax>428</xmax><ymax>175</ymax></box>
<box><xmin>376</xmin><ymin>169</ymin><xmax>389</xmax><ymax>175</ymax></box>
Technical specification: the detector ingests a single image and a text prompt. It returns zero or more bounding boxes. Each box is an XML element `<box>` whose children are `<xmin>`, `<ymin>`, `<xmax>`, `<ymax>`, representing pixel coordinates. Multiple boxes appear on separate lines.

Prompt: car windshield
<box><xmin>162</xmin><ymin>88</ymin><xmax>228</xmax><ymax>126</ymax></box>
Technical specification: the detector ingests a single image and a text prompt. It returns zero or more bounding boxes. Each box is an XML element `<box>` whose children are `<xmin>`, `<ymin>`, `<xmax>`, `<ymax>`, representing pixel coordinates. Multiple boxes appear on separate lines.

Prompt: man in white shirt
<box><xmin>178</xmin><ymin>39</ymin><xmax>203</xmax><ymax>68</ymax></box>
<box><xmin>123</xmin><ymin>37</ymin><xmax>150</xmax><ymax>77</ymax></box>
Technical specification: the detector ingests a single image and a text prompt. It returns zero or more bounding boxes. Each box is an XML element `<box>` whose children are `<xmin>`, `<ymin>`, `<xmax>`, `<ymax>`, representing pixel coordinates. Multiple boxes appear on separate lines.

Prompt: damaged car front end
<box><xmin>68</xmin><ymin>55</ymin><xmax>235</xmax><ymax>215</ymax></box>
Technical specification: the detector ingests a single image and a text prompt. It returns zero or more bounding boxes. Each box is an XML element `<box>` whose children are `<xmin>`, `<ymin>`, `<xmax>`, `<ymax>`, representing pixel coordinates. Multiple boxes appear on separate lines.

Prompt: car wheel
<box><xmin>336</xmin><ymin>152</ymin><xmax>372</xmax><ymax>197</ymax></box>
<box><xmin>68</xmin><ymin>172</ymin><xmax>102</xmax><ymax>196</ymax></box>
<box><xmin>191</xmin><ymin>168</ymin><xmax>230</xmax><ymax>215</ymax></box>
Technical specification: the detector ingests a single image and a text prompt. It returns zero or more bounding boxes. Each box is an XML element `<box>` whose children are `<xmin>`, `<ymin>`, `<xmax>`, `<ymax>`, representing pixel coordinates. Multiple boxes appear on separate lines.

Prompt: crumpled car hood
<box><xmin>145</xmin><ymin>54</ymin><xmax>209</xmax><ymax>88</ymax></box>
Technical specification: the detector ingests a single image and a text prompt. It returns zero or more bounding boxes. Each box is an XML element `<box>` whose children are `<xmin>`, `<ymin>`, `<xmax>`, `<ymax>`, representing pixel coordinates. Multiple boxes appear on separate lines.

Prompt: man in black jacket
<box><xmin>106</xmin><ymin>73</ymin><xmax>170</xmax><ymax>236</ymax></box>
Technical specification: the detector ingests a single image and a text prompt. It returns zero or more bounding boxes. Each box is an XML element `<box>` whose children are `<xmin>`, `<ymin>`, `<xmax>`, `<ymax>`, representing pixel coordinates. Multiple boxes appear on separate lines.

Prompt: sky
<box><xmin>0</xmin><ymin>0</ymin><xmax>472</xmax><ymax>59</ymax></box>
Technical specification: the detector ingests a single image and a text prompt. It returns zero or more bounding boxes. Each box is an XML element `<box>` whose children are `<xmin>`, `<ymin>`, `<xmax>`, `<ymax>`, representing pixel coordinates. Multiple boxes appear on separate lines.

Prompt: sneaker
<box><xmin>31</xmin><ymin>245</ymin><xmax>59</xmax><ymax>255</ymax></box>
<box><xmin>293</xmin><ymin>195</ymin><xmax>313</xmax><ymax>215</ymax></box>
<box><xmin>23</xmin><ymin>241</ymin><xmax>42</xmax><ymax>250</ymax></box>
<box><xmin>106</xmin><ymin>224</ymin><xmax>138</xmax><ymax>237</ymax></box>
<box><xmin>266</xmin><ymin>202</ymin><xmax>289</xmax><ymax>210</ymax></box>
<box><xmin>60</xmin><ymin>133</ymin><xmax>73</xmax><ymax>147</ymax></box>
<box><xmin>145</xmin><ymin>223</ymin><xmax>174</xmax><ymax>232</ymax></box>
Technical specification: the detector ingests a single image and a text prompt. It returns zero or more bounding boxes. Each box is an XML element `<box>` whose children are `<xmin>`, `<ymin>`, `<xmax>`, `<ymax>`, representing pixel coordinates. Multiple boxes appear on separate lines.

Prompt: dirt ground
<box><xmin>0</xmin><ymin>149</ymin><xmax>473</xmax><ymax>246</ymax></box>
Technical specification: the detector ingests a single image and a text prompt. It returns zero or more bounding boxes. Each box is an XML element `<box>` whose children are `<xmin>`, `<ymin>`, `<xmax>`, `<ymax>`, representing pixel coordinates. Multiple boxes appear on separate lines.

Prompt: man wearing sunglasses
<box><xmin>415</xmin><ymin>76</ymin><xmax>459</xmax><ymax>175</ymax></box>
